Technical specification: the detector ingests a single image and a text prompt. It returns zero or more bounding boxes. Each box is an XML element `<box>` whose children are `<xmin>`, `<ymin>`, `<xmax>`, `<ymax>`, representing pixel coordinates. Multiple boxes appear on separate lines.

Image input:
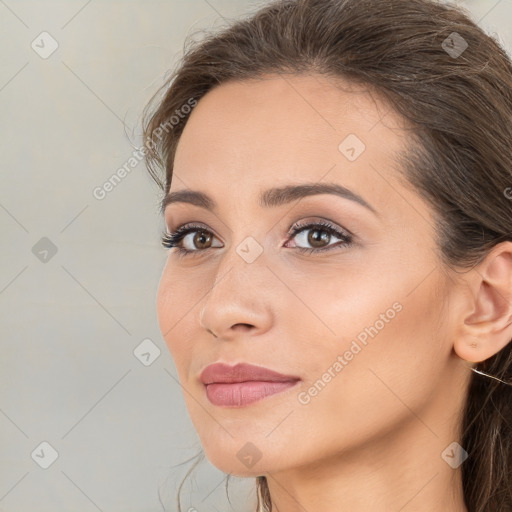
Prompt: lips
<box><xmin>200</xmin><ymin>362</ymin><xmax>301</xmax><ymax>407</ymax></box>
<box><xmin>199</xmin><ymin>362</ymin><xmax>300</xmax><ymax>385</ymax></box>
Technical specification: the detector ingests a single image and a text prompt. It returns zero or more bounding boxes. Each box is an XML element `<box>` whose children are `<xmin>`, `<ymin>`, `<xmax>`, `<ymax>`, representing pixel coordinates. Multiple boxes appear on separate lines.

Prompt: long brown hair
<box><xmin>142</xmin><ymin>1</ymin><xmax>512</xmax><ymax>510</ymax></box>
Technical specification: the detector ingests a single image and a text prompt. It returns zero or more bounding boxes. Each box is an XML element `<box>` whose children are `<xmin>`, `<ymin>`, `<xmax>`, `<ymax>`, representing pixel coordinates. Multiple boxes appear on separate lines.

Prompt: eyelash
<box><xmin>161</xmin><ymin>220</ymin><xmax>353</xmax><ymax>257</ymax></box>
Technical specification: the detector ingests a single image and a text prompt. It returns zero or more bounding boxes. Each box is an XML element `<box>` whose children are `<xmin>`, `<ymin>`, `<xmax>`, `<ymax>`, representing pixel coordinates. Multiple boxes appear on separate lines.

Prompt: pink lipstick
<box><xmin>200</xmin><ymin>362</ymin><xmax>300</xmax><ymax>407</ymax></box>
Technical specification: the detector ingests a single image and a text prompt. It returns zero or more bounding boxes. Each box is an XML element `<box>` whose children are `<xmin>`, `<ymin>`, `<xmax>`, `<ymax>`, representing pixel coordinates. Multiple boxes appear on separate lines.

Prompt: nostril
<box><xmin>232</xmin><ymin>323</ymin><xmax>254</xmax><ymax>331</ymax></box>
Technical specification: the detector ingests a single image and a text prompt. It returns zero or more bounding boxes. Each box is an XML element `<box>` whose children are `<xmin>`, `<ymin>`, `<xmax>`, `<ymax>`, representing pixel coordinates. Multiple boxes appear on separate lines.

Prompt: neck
<box><xmin>264</xmin><ymin>402</ymin><xmax>468</xmax><ymax>511</ymax></box>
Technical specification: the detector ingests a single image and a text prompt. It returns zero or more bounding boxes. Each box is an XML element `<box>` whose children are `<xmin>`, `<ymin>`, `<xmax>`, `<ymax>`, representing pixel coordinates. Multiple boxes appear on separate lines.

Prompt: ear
<box><xmin>453</xmin><ymin>241</ymin><xmax>512</xmax><ymax>364</ymax></box>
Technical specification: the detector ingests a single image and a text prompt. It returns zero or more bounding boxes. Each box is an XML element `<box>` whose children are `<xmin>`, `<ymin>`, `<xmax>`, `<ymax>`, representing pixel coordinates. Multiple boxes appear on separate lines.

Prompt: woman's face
<box><xmin>156</xmin><ymin>74</ymin><xmax>470</xmax><ymax>477</ymax></box>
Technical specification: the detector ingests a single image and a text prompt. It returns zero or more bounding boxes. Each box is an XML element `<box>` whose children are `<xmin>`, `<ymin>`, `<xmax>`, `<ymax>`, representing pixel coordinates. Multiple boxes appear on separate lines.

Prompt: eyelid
<box><xmin>285</xmin><ymin>216</ymin><xmax>353</xmax><ymax>238</ymax></box>
<box><xmin>166</xmin><ymin>216</ymin><xmax>352</xmax><ymax>239</ymax></box>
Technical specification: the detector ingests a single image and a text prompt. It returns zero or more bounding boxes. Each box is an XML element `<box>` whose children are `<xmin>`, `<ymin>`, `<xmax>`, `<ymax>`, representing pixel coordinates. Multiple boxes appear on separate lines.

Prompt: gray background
<box><xmin>0</xmin><ymin>1</ymin><xmax>510</xmax><ymax>511</ymax></box>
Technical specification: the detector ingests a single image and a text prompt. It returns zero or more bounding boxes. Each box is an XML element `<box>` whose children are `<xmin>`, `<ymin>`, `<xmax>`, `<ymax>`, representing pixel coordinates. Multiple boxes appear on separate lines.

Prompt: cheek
<box><xmin>157</xmin><ymin>259</ymin><xmax>200</xmax><ymax>319</ymax></box>
<box><xmin>294</xmin><ymin>267</ymin><xmax>448</xmax><ymax>429</ymax></box>
<box><xmin>277</xmin><ymin>260</ymin><xmax>399</xmax><ymax>343</ymax></box>
<box><xmin>156</xmin><ymin>265</ymin><xmax>199</xmax><ymax>362</ymax></box>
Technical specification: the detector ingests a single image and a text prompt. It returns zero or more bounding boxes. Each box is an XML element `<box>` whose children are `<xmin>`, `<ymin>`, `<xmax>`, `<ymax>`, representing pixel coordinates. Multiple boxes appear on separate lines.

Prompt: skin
<box><xmin>156</xmin><ymin>73</ymin><xmax>512</xmax><ymax>512</ymax></box>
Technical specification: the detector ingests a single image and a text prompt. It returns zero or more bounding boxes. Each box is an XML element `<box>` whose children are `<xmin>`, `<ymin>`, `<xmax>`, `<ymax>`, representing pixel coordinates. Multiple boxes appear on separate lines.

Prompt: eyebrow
<box><xmin>160</xmin><ymin>182</ymin><xmax>379</xmax><ymax>217</ymax></box>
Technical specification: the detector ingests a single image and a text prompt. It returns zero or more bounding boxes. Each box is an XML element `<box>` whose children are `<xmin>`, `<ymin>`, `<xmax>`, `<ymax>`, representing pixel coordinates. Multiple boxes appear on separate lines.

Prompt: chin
<box><xmin>202</xmin><ymin>442</ymin><xmax>279</xmax><ymax>477</ymax></box>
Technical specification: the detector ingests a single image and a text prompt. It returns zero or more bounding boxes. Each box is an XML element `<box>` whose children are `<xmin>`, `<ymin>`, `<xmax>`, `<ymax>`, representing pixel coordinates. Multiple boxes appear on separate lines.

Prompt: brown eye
<box><xmin>161</xmin><ymin>220</ymin><xmax>353</xmax><ymax>256</ymax></box>
<box><xmin>192</xmin><ymin>231</ymin><xmax>213</xmax><ymax>249</ymax></box>
<box><xmin>286</xmin><ymin>221</ymin><xmax>353</xmax><ymax>254</ymax></box>
<box><xmin>307</xmin><ymin>227</ymin><xmax>331</xmax><ymax>248</ymax></box>
<box><xmin>161</xmin><ymin>224</ymin><xmax>223</xmax><ymax>253</ymax></box>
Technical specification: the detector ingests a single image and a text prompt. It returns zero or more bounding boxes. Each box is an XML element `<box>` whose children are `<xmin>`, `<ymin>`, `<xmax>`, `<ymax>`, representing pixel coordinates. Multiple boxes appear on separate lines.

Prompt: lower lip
<box><xmin>205</xmin><ymin>380</ymin><xmax>299</xmax><ymax>407</ymax></box>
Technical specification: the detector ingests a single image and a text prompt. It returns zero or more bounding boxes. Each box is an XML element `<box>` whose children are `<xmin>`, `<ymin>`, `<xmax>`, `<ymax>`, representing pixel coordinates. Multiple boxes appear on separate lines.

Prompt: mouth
<box><xmin>200</xmin><ymin>362</ymin><xmax>301</xmax><ymax>408</ymax></box>
<box><xmin>204</xmin><ymin>380</ymin><xmax>300</xmax><ymax>407</ymax></box>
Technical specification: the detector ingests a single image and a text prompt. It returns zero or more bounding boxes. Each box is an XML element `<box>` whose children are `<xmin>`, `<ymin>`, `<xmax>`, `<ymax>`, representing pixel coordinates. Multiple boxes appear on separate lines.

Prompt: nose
<box><xmin>198</xmin><ymin>257</ymin><xmax>273</xmax><ymax>341</ymax></box>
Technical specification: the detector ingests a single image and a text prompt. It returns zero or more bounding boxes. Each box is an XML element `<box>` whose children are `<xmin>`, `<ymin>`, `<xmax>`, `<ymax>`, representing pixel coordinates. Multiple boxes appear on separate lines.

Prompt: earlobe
<box><xmin>453</xmin><ymin>242</ymin><xmax>512</xmax><ymax>364</ymax></box>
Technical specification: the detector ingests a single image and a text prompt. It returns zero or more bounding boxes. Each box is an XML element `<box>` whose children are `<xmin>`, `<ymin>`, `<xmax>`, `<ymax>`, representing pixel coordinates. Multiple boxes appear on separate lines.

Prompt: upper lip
<box><xmin>200</xmin><ymin>362</ymin><xmax>301</xmax><ymax>385</ymax></box>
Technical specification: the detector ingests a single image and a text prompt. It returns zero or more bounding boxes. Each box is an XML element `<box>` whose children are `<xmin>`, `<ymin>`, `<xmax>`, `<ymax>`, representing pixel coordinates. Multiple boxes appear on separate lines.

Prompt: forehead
<box><xmin>170</xmin><ymin>73</ymin><xmax>425</xmax><ymax>225</ymax></box>
<box><xmin>173</xmin><ymin>73</ymin><xmax>409</xmax><ymax>180</ymax></box>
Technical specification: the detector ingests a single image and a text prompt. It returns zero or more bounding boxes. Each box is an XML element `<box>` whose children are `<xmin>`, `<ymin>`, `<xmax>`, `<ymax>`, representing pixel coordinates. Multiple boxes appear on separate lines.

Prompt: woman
<box><xmin>142</xmin><ymin>0</ymin><xmax>512</xmax><ymax>510</ymax></box>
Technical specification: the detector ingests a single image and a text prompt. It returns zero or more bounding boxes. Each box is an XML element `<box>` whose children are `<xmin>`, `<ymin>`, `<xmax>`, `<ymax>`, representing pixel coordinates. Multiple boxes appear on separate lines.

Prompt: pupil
<box><xmin>309</xmin><ymin>229</ymin><xmax>329</xmax><ymax>247</ymax></box>
<box><xmin>195</xmin><ymin>231</ymin><xmax>211</xmax><ymax>248</ymax></box>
